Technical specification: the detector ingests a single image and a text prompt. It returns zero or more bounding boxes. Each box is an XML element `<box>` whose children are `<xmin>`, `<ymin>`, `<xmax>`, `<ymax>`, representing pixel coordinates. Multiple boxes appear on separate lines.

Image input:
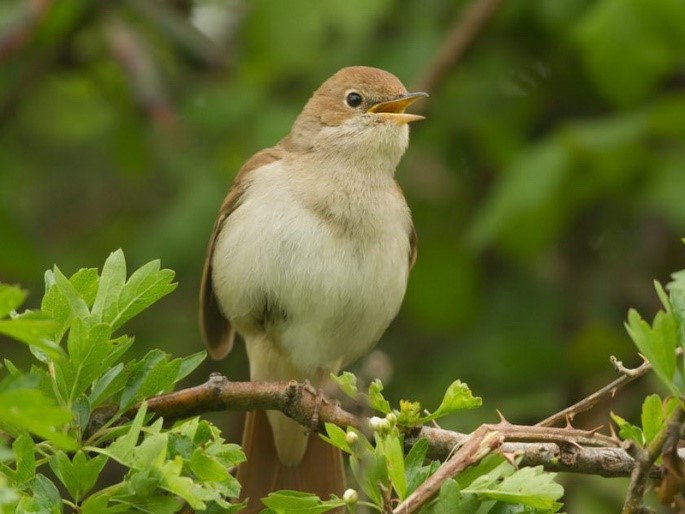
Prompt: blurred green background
<box><xmin>1</xmin><ymin>0</ymin><xmax>684</xmax><ymax>511</ymax></box>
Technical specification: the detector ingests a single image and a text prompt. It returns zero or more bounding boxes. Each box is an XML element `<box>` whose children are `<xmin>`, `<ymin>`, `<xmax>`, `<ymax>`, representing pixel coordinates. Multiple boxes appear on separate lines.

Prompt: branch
<box><xmin>621</xmin><ymin>406</ymin><xmax>685</xmax><ymax>513</ymax></box>
<box><xmin>394</xmin><ymin>424</ymin><xmax>503</xmax><ymax>513</ymax></box>
<box><xmin>537</xmin><ymin>355</ymin><xmax>654</xmax><ymax>427</ymax></box>
<box><xmin>413</xmin><ymin>0</ymin><xmax>503</xmax><ymax>94</ymax></box>
<box><xmin>88</xmin><ymin>374</ymin><xmax>664</xmax><ymax>481</ymax></box>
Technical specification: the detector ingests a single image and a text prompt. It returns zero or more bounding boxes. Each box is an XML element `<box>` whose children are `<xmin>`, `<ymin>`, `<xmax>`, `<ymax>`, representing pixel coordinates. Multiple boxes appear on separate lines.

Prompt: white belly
<box><xmin>211</xmin><ymin>162</ymin><xmax>411</xmax><ymax>375</ymax></box>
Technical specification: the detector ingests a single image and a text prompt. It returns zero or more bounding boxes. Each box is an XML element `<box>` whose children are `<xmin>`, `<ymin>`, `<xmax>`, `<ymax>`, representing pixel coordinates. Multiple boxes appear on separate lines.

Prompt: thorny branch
<box><xmin>621</xmin><ymin>406</ymin><xmax>685</xmax><ymax>514</ymax></box>
<box><xmin>89</xmin><ymin>372</ymin><xmax>675</xmax><ymax>483</ymax></box>
<box><xmin>394</xmin><ymin>424</ymin><xmax>504</xmax><ymax>514</ymax></box>
<box><xmin>537</xmin><ymin>355</ymin><xmax>655</xmax><ymax>427</ymax></box>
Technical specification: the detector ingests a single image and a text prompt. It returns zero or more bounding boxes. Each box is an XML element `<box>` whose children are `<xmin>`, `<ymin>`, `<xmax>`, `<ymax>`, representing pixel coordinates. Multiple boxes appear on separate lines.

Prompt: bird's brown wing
<box><xmin>199</xmin><ymin>146</ymin><xmax>285</xmax><ymax>359</ymax></box>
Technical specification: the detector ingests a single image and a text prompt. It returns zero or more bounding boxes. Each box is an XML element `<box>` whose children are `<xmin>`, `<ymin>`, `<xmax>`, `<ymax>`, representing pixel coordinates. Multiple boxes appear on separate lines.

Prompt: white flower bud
<box><xmin>369</xmin><ymin>416</ymin><xmax>383</xmax><ymax>431</ymax></box>
<box><xmin>343</xmin><ymin>488</ymin><xmax>358</xmax><ymax>505</ymax></box>
<box><xmin>345</xmin><ymin>430</ymin><xmax>359</xmax><ymax>445</ymax></box>
<box><xmin>385</xmin><ymin>412</ymin><xmax>397</xmax><ymax>425</ymax></box>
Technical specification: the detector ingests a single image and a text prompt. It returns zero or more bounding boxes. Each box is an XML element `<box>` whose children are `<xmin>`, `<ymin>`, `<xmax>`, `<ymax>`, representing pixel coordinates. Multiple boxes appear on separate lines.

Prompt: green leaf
<box><xmin>0</xmin><ymin>311</ymin><xmax>62</xmax><ymax>359</ymax></box>
<box><xmin>9</xmin><ymin>433</ymin><xmax>36</xmax><ymax>485</ymax></box>
<box><xmin>66</xmin><ymin>320</ymin><xmax>115</xmax><ymax>402</ymax></box>
<box><xmin>189</xmin><ymin>449</ymin><xmax>229</xmax><ymax>482</ymax></box>
<box><xmin>421</xmin><ymin>380</ymin><xmax>482</xmax><ymax>423</ymax></box>
<box><xmin>668</xmin><ymin>269</ymin><xmax>685</xmax><ymax>342</ymax></box>
<box><xmin>330</xmin><ymin>371</ymin><xmax>359</xmax><ymax>399</ymax></box>
<box><xmin>42</xmin><ymin>268</ymin><xmax>98</xmax><ymax>340</ymax></box>
<box><xmin>0</xmin><ymin>284</ymin><xmax>27</xmax><ymax>318</ymax></box>
<box><xmin>91</xmin><ymin>249</ymin><xmax>127</xmax><ymax>325</ymax></box>
<box><xmin>465</xmin><ymin>465</ymin><xmax>563</xmax><ymax>510</ymax></box>
<box><xmin>368</xmin><ymin>379</ymin><xmax>391</xmax><ymax>414</ymax></box>
<box><xmin>18</xmin><ymin>474</ymin><xmax>61</xmax><ymax>514</ymax></box>
<box><xmin>89</xmin><ymin>363</ymin><xmax>127</xmax><ymax>407</ymax></box>
<box><xmin>52</xmin><ymin>266</ymin><xmax>92</xmax><ymax>325</ymax></box>
<box><xmin>0</xmin><ymin>389</ymin><xmax>76</xmax><ymax>450</ymax></box>
<box><xmin>641</xmin><ymin>394</ymin><xmax>664</xmax><ymax>445</ymax></box>
<box><xmin>49</xmin><ymin>451</ymin><xmax>107</xmax><ymax>502</ymax></box>
<box><xmin>176</xmin><ymin>351</ymin><xmax>206</xmax><ymax>382</ymax></box>
<box><xmin>405</xmin><ymin>438</ymin><xmax>429</xmax><ymax>495</ymax></box>
<box><xmin>94</xmin><ymin>402</ymin><xmax>148</xmax><ymax>466</ymax></box>
<box><xmin>111</xmin><ymin>259</ymin><xmax>177</xmax><ymax>331</ymax></box>
<box><xmin>421</xmin><ymin>479</ymin><xmax>468</xmax><ymax>514</ymax></box>
<box><xmin>119</xmin><ymin>350</ymin><xmax>182</xmax><ymax>410</ymax></box>
<box><xmin>382</xmin><ymin>433</ymin><xmax>406</xmax><ymax>499</ymax></box>
<box><xmin>611</xmin><ymin>411</ymin><xmax>645</xmax><ymax>446</ymax></box>
<box><xmin>320</xmin><ymin>423</ymin><xmax>352</xmax><ymax>454</ymax></box>
<box><xmin>625</xmin><ymin>308</ymin><xmax>679</xmax><ymax>394</ymax></box>
<box><xmin>261</xmin><ymin>490</ymin><xmax>344</xmax><ymax>514</ymax></box>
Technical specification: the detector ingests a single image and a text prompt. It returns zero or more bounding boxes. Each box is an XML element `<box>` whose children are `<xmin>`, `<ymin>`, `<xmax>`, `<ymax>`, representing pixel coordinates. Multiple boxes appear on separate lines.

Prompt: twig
<box><xmin>84</xmin><ymin>374</ymin><xmax>673</xmax><ymax>480</ymax></box>
<box><xmin>536</xmin><ymin>355</ymin><xmax>654</xmax><ymax>428</ymax></box>
<box><xmin>138</xmin><ymin>373</ymin><xmax>361</xmax><ymax>432</ymax></box>
<box><xmin>413</xmin><ymin>0</ymin><xmax>503</xmax><ymax>94</ymax></box>
<box><xmin>621</xmin><ymin>406</ymin><xmax>685</xmax><ymax>513</ymax></box>
<box><xmin>394</xmin><ymin>425</ymin><xmax>503</xmax><ymax>513</ymax></box>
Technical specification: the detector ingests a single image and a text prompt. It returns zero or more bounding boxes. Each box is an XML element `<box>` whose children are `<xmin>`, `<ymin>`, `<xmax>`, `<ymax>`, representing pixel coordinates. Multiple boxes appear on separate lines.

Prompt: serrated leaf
<box><xmin>189</xmin><ymin>449</ymin><xmax>229</xmax><ymax>482</ymax></box>
<box><xmin>0</xmin><ymin>311</ymin><xmax>62</xmax><ymax>359</ymax></box>
<box><xmin>66</xmin><ymin>320</ymin><xmax>114</xmax><ymax>402</ymax></box>
<box><xmin>625</xmin><ymin>308</ymin><xmax>679</xmax><ymax>394</ymax></box>
<box><xmin>421</xmin><ymin>479</ymin><xmax>466</xmax><ymax>514</ymax></box>
<box><xmin>92</xmin><ymin>250</ymin><xmax>127</xmax><ymax>325</ymax></box>
<box><xmin>261</xmin><ymin>490</ymin><xmax>344</xmax><ymax>514</ymax></box>
<box><xmin>368</xmin><ymin>379</ymin><xmax>391</xmax><ymax>414</ymax></box>
<box><xmin>132</xmin><ymin>432</ymin><xmax>168</xmax><ymax>469</ymax></box>
<box><xmin>641</xmin><ymin>394</ymin><xmax>664</xmax><ymax>445</ymax></box>
<box><xmin>21</xmin><ymin>474</ymin><xmax>62</xmax><ymax>514</ymax></box>
<box><xmin>119</xmin><ymin>350</ymin><xmax>182</xmax><ymax>410</ymax></box>
<box><xmin>465</xmin><ymin>466</ymin><xmax>563</xmax><ymax>510</ymax></box>
<box><xmin>42</xmin><ymin>268</ymin><xmax>98</xmax><ymax>340</ymax></box>
<box><xmin>611</xmin><ymin>411</ymin><xmax>645</xmax><ymax>446</ymax></box>
<box><xmin>176</xmin><ymin>351</ymin><xmax>206</xmax><ymax>382</ymax></box>
<box><xmin>422</xmin><ymin>380</ymin><xmax>483</xmax><ymax>423</ymax></box>
<box><xmin>89</xmin><ymin>363</ymin><xmax>126</xmax><ymax>407</ymax></box>
<box><xmin>668</xmin><ymin>269</ymin><xmax>685</xmax><ymax>342</ymax></box>
<box><xmin>330</xmin><ymin>371</ymin><xmax>359</xmax><ymax>399</ymax></box>
<box><xmin>319</xmin><ymin>423</ymin><xmax>351</xmax><ymax>454</ymax></box>
<box><xmin>52</xmin><ymin>266</ymin><xmax>91</xmax><ymax>324</ymax></box>
<box><xmin>10</xmin><ymin>434</ymin><xmax>35</xmax><ymax>485</ymax></box>
<box><xmin>0</xmin><ymin>389</ymin><xmax>76</xmax><ymax>450</ymax></box>
<box><xmin>49</xmin><ymin>450</ymin><xmax>107</xmax><ymax>502</ymax></box>
<box><xmin>0</xmin><ymin>284</ymin><xmax>27</xmax><ymax>318</ymax></box>
<box><xmin>94</xmin><ymin>402</ymin><xmax>147</xmax><ymax>465</ymax></box>
<box><xmin>382</xmin><ymin>433</ymin><xmax>406</xmax><ymax>499</ymax></box>
<box><xmin>111</xmin><ymin>260</ymin><xmax>177</xmax><ymax>331</ymax></box>
<box><xmin>405</xmin><ymin>438</ymin><xmax>429</xmax><ymax>495</ymax></box>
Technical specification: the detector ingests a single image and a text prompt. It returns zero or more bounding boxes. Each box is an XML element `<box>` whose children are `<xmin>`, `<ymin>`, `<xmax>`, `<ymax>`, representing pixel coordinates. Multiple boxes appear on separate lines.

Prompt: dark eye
<box><xmin>345</xmin><ymin>91</ymin><xmax>363</xmax><ymax>108</ymax></box>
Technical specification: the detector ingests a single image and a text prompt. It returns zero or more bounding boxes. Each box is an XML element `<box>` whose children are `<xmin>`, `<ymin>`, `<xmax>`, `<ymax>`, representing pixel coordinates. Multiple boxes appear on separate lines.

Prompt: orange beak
<box><xmin>367</xmin><ymin>92</ymin><xmax>428</xmax><ymax>124</ymax></box>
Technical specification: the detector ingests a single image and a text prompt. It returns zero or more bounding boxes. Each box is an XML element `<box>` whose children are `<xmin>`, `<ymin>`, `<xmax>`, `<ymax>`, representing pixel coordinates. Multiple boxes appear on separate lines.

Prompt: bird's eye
<box><xmin>345</xmin><ymin>91</ymin><xmax>363</xmax><ymax>108</ymax></box>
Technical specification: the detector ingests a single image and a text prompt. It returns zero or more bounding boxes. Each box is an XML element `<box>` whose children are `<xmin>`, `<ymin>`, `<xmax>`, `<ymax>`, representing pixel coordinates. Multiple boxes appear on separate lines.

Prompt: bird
<box><xmin>199</xmin><ymin>65</ymin><xmax>426</xmax><ymax>512</ymax></box>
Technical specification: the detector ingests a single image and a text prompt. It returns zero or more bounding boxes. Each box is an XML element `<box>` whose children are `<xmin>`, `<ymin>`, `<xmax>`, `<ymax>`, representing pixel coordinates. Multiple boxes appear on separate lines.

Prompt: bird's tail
<box><xmin>236</xmin><ymin>409</ymin><xmax>346</xmax><ymax>513</ymax></box>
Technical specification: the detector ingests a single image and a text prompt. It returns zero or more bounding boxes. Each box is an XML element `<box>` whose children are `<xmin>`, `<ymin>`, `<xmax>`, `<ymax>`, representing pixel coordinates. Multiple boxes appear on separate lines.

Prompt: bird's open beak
<box><xmin>367</xmin><ymin>92</ymin><xmax>428</xmax><ymax>124</ymax></box>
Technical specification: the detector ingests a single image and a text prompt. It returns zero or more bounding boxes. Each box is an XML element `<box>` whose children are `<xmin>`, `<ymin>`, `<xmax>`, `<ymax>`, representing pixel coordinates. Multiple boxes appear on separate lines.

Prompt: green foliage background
<box><xmin>1</xmin><ymin>0</ymin><xmax>684</xmax><ymax>510</ymax></box>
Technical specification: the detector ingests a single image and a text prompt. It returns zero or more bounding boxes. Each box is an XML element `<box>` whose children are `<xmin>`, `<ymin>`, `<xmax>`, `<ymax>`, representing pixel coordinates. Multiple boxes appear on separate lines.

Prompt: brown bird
<box><xmin>200</xmin><ymin>66</ymin><xmax>426</xmax><ymax>511</ymax></box>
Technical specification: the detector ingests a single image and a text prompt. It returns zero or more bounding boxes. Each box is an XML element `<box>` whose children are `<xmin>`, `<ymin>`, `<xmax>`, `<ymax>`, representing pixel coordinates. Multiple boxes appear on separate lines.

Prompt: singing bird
<box><xmin>200</xmin><ymin>66</ymin><xmax>426</xmax><ymax>510</ymax></box>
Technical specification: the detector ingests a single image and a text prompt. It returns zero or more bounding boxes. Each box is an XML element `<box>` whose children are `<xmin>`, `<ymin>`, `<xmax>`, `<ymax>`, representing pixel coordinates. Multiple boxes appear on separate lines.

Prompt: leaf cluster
<box><xmin>0</xmin><ymin>250</ymin><xmax>243</xmax><ymax>513</ymax></box>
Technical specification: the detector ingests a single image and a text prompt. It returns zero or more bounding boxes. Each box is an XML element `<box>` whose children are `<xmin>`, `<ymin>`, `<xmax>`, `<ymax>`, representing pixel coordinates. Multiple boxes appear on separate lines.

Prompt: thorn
<box><xmin>568</xmin><ymin>439</ymin><xmax>583</xmax><ymax>450</ymax></box>
<box><xmin>588</xmin><ymin>425</ymin><xmax>605</xmax><ymax>436</ymax></box>
<box><xmin>609</xmin><ymin>424</ymin><xmax>623</xmax><ymax>443</ymax></box>
<box><xmin>564</xmin><ymin>415</ymin><xmax>574</xmax><ymax>428</ymax></box>
<box><xmin>496</xmin><ymin>410</ymin><xmax>510</xmax><ymax>424</ymax></box>
<box><xmin>501</xmin><ymin>451</ymin><xmax>519</xmax><ymax>468</ymax></box>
